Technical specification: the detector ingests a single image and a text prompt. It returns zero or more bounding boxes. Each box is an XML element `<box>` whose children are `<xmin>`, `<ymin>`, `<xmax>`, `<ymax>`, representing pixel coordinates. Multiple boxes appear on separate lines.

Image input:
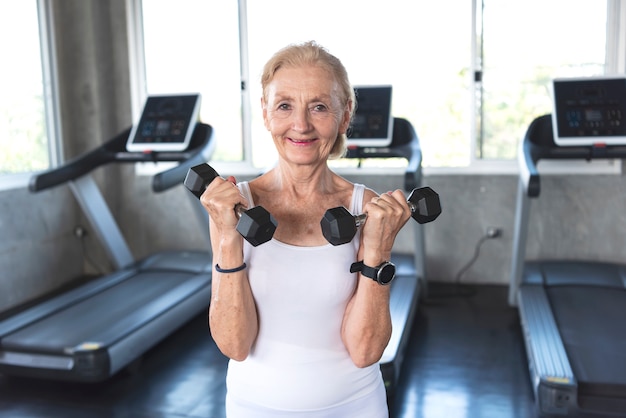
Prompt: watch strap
<box><xmin>350</xmin><ymin>260</ymin><xmax>377</xmax><ymax>279</ymax></box>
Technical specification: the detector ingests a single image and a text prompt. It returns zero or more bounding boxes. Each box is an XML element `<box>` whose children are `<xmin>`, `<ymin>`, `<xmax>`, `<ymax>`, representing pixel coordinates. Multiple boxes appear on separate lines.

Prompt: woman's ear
<box><xmin>261</xmin><ymin>97</ymin><xmax>270</xmax><ymax>131</ymax></box>
<box><xmin>340</xmin><ymin>99</ymin><xmax>353</xmax><ymax>134</ymax></box>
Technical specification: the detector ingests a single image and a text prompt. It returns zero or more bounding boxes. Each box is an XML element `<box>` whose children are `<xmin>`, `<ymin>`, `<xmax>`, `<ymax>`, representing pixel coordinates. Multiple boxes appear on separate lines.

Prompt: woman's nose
<box><xmin>291</xmin><ymin>108</ymin><xmax>312</xmax><ymax>132</ymax></box>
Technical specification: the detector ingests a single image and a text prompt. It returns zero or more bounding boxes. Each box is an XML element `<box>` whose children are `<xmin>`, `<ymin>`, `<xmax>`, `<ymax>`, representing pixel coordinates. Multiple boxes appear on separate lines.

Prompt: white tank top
<box><xmin>226</xmin><ymin>182</ymin><xmax>385</xmax><ymax>414</ymax></box>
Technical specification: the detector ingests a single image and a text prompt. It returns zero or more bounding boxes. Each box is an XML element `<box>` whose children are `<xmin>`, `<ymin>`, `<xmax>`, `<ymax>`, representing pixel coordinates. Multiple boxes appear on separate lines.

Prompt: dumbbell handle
<box><xmin>233</xmin><ymin>204</ymin><xmax>247</xmax><ymax>219</ymax></box>
<box><xmin>355</xmin><ymin>197</ymin><xmax>420</xmax><ymax>224</ymax></box>
<box><xmin>353</xmin><ymin>213</ymin><xmax>367</xmax><ymax>228</ymax></box>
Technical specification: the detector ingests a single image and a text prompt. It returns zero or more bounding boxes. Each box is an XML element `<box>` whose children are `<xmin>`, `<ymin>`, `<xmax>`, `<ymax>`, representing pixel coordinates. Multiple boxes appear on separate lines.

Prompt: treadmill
<box><xmin>0</xmin><ymin>96</ymin><xmax>215</xmax><ymax>383</ymax></box>
<box><xmin>508</xmin><ymin>76</ymin><xmax>626</xmax><ymax>416</ymax></box>
<box><xmin>345</xmin><ymin>116</ymin><xmax>430</xmax><ymax>397</ymax></box>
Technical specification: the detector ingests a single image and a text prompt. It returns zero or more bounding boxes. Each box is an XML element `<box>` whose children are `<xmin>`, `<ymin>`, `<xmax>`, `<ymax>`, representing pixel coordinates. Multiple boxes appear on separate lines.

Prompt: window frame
<box><xmin>0</xmin><ymin>0</ymin><xmax>61</xmax><ymax>191</ymax></box>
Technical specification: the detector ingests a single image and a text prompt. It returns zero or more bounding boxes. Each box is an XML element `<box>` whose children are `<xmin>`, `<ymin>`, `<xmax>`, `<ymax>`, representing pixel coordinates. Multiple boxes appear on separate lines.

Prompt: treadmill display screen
<box><xmin>551</xmin><ymin>76</ymin><xmax>626</xmax><ymax>146</ymax></box>
<box><xmin>126</xmin><ymin>94</ymin><xmax>201</xmax><ymax>152</ymax></box>
<box><xmin>347</xmin><ymin>85</ymin><xmax>394</xmax><ymax>148</ymax></box>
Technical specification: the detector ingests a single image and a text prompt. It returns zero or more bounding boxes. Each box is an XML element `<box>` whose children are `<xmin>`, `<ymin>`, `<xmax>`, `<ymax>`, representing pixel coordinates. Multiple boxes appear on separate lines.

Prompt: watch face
<box><xmin>378</xmin><ymin>263</ymin><xmax>396</xmax><ymax>285</ymax></box>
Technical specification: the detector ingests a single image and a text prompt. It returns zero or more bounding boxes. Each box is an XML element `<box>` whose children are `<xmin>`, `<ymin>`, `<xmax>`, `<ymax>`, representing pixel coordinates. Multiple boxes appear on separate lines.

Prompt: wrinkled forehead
<box><xmin>264</xmin><ymin>64</ymin><xmax>343</xmax><ymax>103</ymax></box>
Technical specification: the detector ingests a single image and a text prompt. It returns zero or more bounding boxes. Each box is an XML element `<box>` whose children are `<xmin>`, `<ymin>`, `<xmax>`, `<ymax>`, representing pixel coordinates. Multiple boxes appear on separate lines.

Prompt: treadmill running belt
<box><xmin>547</xmin><ymin>285</ymin><xmax>626</xmax><ymax>397</ymax></box>
<box><xmin>2</xmin><ymin>271</ymin><xmax>209</xmax><ymax>352</ymax></box>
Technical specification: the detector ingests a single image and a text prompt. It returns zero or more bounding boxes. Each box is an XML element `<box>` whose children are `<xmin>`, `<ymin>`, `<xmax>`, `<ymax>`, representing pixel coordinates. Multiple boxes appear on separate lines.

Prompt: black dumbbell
<box><xmin>320</xmin><ymin>186</ymin><xmax>441</xmax><ymax>246</ymax></box>
<box><xmin>184</xmin><ymin>164</ymin><xmax>277</xmax><ymax>247</ymax></box>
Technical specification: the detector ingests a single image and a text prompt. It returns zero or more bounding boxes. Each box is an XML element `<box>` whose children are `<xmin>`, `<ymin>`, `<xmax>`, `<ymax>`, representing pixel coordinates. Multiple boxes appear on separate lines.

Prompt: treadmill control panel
<box><xmin>552</xmin><ymin>76</ymin><xmax>626</xmax><ymax>146</ymax></box>
<box><xmin>126</xmin><ymin>94</ymin><xmax>201</xmax><ymax>152</ymax></box>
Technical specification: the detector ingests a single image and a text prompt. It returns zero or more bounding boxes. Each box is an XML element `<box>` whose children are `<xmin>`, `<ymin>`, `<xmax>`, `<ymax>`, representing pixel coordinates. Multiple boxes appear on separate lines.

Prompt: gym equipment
<box><xmin>184</xmin><ymin>164</ymin><xmax>277</xmax><ymax>247</ymax></box>
<box><xmin>320</xmin><ymin>186</ymin><xmax>441</xmax><ymax>246</ymax></box>
<box><xmin>551</xmin><ymin>75</ymin><xmax>626</xmax><ymax>146</ymax></box>
<box><xmin>0</xmin><ymin>97</ymin><xmax>215</xmax><ymax>383</ymax></box>
<box><xmin>508</xmin><ymin>110</ymin><xmax>626</xmax><ymax>414</ymax></box>
<box><xmin>347</xmin><ymin>85</ymin><xmax>394</xmax><ymax>148</ymax></box>
<box><xmin>343</xmin><ymin>117</ymin><xmax>433</xmax><ymax>397</ymax></box>
<box><xmin>126</xmin><ymin>94</ymin><xmax>202</xmax><ymax>152</ymax></box>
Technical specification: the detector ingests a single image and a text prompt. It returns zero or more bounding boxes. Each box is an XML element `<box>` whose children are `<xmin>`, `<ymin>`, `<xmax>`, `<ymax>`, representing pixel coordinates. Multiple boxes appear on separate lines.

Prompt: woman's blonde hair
<box><xmin>261</xmin><ymin>41</ymin><xmax>355</xmax><ymax>159</ymax></box>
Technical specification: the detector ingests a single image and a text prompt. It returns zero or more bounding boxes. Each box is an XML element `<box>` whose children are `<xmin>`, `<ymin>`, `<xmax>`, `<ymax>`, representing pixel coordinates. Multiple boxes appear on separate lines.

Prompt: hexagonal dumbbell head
<box><xmin>320</xmin><ymin>206</ymin><xmax>361</xmax><ymax>246</ymax></box>
<box><xmin>236</xmin><ymin>206</ymin><xmax>277</xmax><ymax>247</ymax></box>
<box><xmin>407</xmin><ymin>186</ymin><xmax>441</xmax><ymax>224</ymax></box>
<box><xmin>183</xmin><ymin>164</ymin><xmax>219</xmax><ymax>199</ymax></box>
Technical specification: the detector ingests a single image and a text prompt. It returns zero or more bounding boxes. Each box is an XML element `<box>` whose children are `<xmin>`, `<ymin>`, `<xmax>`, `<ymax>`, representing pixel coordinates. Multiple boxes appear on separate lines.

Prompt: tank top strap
<box><xmin>350</xmin><ymin>183</ymin><xmax>366</xmax><ymax>214</ymax></box>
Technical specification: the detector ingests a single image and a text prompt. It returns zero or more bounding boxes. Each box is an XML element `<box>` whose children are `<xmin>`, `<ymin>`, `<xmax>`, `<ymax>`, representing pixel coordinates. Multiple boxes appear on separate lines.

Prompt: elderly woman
<box><xmin>201</xmin><ymin>40</ymin><xmax>411</xmax><ymax>417</ymax></box>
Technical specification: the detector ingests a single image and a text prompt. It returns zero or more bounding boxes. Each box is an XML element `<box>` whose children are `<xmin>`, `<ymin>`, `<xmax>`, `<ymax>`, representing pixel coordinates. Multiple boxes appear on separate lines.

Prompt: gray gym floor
<box><xmin>0</xmin><ymin>283</ymin><xmax>536</xmax><ymax>418</ymax></box>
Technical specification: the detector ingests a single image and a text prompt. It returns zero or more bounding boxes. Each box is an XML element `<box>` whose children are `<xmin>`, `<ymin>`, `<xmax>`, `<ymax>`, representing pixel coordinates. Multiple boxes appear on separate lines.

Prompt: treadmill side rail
<box><xmin>508</xmin><ymin>177</ymin><xmax>532</xmax><ymax>306</ymax></box>
<box><xmin>0</xmin><ymin>351</ymin><xmax>74</xmax><ymax>370</ymax></box>
<box><xmin>518</xmin><ymin>285</ymin><xmax>577</xmax><ymax>415</ymax></box>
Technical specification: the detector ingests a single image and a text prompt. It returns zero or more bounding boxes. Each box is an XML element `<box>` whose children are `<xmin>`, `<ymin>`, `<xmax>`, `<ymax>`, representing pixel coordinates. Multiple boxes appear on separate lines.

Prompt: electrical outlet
<box><xmin>486</xmin><ymin>226</ymin><xmax>502</xmax><ymax>239</ymax></box>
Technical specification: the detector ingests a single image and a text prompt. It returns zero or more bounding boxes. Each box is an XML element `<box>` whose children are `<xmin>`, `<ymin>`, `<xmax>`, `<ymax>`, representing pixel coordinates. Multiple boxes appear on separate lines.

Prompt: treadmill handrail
<box><xmin>152</xmin><ymin>123</ymin><xmax>214</xmax><ymax>192</ymax></box>
<box><xmin>518</xmin><ymin>131</ymin><xmax>540</xmax><ymax>198</ymax></box>
<box><xmin>29</xmin><ymin>122</ymin><xmax>214</xmax><ymax>193</ymax></box>
<box><xmin>344</xmin><ymin>117</ymin><xmax>423</xmax><ymax>192</ymax></box>
<box><xmin>520</xmin><ymin>114</ymin><xmax>626</xmax><ymax>198</ymax></box>
<box><xmin>29</xmin><ymin>127</ymin><xmax>130</xmax><ymax>193</ymax></box>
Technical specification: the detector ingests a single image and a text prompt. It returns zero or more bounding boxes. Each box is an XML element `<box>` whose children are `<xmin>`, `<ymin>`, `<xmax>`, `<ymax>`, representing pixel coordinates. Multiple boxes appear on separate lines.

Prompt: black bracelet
<box><xmin>215</xmin><ymin>262</ymin><xmax>247</xmax><ymax>274</ymax></box>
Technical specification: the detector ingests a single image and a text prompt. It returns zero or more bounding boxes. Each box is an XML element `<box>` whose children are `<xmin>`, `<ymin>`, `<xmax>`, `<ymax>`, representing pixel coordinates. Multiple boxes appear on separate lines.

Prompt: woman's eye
<box><xmin>312</xmin><ymin>104</ymin><xmax>327</xmax><ymax>112</ymax></box>
<box><xmin>278</xmin><ymin>103</ymin><xmax>291</xmax><ymax>111</ymax></box>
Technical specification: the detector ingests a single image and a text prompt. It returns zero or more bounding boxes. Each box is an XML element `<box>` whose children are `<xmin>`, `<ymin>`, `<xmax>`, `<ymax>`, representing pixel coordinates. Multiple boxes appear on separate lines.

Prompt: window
<box><xmin>476</xmin><ymin>0</ymin><xmax>608</xmax><ymax>161</ymax></box>
<box><xmin>140</xmin><ymin>0</ymin><xmax>243</xmax><ymax>164</ymax></box>
<box><xmin>0</xmin><ymin>1</ymin><xmax>51</xmax><ymax>178</ymax></box>
<box><xmin>139</xmin><ymin>0</ymin><xmax>617</xmax><ymax>170</ymax></box>
<box><xmin>243</xmin><ymin>0</ymin><xmax>473</xmax><ymax>169</ymax></box>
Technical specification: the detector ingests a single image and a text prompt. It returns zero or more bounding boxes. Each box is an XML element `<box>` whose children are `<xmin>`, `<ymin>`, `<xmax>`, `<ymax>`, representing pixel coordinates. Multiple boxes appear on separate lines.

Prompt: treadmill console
<box><xmin>126</xmin><ymin>94</ymin><xmax>201</xmax><ymax>152</ymax></box>
<box><xmin>347</xmin><ymin>85</ymin><xmax>394</xmax><ymax>148</ymax></box>
<box><xmin>551</xmin><ymin>76</ymin><xmax>626</xmax><ymax>146</ymax></box>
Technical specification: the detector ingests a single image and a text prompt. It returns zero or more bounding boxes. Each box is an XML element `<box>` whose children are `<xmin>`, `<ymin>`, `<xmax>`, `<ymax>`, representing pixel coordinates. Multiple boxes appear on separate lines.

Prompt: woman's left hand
<box><xmin>360</xmin><ymin>190</ymin><xmax>412</xmax><ymax>262</ymax></box>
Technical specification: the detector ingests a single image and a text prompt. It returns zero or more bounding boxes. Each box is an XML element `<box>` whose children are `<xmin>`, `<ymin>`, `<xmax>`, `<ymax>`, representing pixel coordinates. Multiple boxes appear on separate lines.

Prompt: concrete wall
<box><xmin>1</xmin><ymin>1</ymin><xmax>625</xmax><ymax>314</ymax></box>
<box><xmin>423</xmin><ymin>173</ymin><xmax>626</xmax><ymax>284</ymax></box>
<box><xmin>0</xmin><ymin>185</ymin><xmax>82</xmax><ymax>312</ymax></box>
<box><xmin>118</xmin><ymin>170</ymin><xmax>626</xmax><ymax>288</ymax></box>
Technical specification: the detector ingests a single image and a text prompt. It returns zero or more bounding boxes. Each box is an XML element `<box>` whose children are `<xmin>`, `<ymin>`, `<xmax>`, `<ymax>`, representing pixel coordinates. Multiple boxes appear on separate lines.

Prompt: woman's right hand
<box><xmin>200</xmin><ymin>175</ymin><xmax>248</xmax><ymax>238</ymax></box>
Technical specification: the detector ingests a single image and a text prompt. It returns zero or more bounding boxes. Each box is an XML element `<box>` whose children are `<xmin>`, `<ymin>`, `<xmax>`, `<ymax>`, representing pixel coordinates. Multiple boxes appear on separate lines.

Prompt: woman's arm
<box><xmin>202</xmin><ymin>176</ymin><xmax>258</xmax><ymax>361</ymax></box>
<box><xmin>341</xmin><ymin>189</ymin><xmax>411</xmax><ymax>367</ymax></box>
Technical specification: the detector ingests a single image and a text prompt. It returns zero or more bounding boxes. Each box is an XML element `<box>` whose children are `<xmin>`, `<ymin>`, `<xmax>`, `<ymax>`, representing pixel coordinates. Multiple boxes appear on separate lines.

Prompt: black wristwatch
<box><xmin>350</xmin><ymin>260</ymin><xmax>396</xmax><ymax>285</ymax></box>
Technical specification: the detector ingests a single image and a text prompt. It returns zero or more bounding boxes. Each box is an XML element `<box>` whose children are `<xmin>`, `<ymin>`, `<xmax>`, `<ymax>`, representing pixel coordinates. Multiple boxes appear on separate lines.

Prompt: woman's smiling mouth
<box><xmin>288</xmin><ymin>137</ymin><xmax>317</xmax><ymax>144</ymax></box>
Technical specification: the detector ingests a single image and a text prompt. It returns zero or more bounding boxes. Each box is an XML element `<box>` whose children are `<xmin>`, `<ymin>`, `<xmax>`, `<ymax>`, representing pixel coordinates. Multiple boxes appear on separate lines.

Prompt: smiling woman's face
<box><xmin>262</xmin><ymin>64</ymin><xmax>351</xmax><ymax>168</ymax></box>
